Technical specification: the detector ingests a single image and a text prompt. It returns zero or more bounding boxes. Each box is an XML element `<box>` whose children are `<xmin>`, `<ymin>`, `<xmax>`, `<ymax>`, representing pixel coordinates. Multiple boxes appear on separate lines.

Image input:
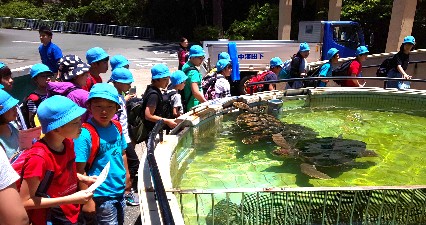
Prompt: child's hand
<box><xmin>124</xmin><ymin>94</ymin><xmax>136</xmax><ymax>101</ymax></box>
<box><xmin>69</xmin><ymin>190</ymin><xmax>93</xmax><ymax>204</ymax></box>
<box><xmin>77</xmin><ymin>173</ymin><xmax>97</xmax><ymax>186</ymax></box>
<box><xmin>164</xmin><ymin>119</ymin><xmax>177</xmax><ymax>129</ymax></box>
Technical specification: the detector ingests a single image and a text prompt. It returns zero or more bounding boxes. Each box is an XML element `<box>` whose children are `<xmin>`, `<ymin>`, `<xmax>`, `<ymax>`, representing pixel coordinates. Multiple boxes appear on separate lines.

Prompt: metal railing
<box><xmin>245</xmin><ymin>76</ymin><xmax>426</xmax><ymax>91</ymax></box>
<box><xmin>0</xmin><ymin>16</ymin><xmax>154</xmax><ymax>39</ymax></box>
<box><xmin>173</xmin><ymin>186</ymin><xmax>426</xmax><ymax>225</ymax></box>
<box><xmin>146</xmin><ymin>120</ymin><xmax>175</xmax><ymax>225</ymax></box>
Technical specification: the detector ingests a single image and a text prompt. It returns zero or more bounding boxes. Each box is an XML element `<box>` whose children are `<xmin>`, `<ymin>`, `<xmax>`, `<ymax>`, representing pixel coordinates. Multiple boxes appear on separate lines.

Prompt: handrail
<box><xmin>361</xmin><ymin>59</ymin><xmax>426</xmax><ymax>69</ymax></box>
<box><xmin>146</xmin><ymin>120</ymin><xmax>175</xmax><ymax>225</ymax></box>
<box><xmin>245</xmin><ymin>76</ymin><xmax>426</xmax><ymax>90</ymax></box>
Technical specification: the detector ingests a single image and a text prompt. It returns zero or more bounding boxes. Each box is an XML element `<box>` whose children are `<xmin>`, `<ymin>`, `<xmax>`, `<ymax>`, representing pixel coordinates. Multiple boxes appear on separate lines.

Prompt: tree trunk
<box><xmin>212</xmin><ymin>0</ymin><xmax>223</xmax><ymax>35</ymax></box>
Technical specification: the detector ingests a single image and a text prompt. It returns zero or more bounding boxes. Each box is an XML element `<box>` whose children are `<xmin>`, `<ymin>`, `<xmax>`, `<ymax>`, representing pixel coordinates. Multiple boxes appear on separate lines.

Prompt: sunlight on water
<box><xmin>176</xmin><ymin>103</ymin><xmax>426</xmax><ymax>189</ymax></box>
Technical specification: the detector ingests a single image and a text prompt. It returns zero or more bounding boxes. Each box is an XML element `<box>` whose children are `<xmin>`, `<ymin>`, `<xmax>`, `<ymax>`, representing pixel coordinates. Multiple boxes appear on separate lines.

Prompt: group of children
<box><xmin>0</xmin><ymin>25</ymin><xmax>144</xmax><ymax>225</ymax></box>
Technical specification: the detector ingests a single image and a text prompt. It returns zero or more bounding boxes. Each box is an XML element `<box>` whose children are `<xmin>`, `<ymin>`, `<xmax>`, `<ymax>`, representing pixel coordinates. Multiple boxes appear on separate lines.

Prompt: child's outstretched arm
<box><xmin>19</xmin><ymin>177</ymin><xmax>93</xmax><ymax>209</ymax></box>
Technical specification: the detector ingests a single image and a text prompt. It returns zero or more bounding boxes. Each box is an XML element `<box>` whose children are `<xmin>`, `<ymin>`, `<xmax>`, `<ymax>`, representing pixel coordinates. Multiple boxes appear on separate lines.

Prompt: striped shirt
<box><xmin>27</xmin><ymin>94</ymin><xmax>48</xmax><ymax>113</ymax></box>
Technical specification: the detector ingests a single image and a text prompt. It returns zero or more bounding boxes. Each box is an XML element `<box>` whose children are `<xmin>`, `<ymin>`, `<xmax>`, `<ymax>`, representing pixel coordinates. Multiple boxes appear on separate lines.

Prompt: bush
<box><xmin>193</xmin><ymin>25</ymin><xmax>221</xmax><ymax>43</ymax></box>
<box><xmin>0</xmin><ymin>1</ymin><xmax>46</xmax><ymax>19</ymax></box>
<box><xmin>225</xmin><ymin>3</ymin><xmax>278</xmax><ymax>40</ymax></box>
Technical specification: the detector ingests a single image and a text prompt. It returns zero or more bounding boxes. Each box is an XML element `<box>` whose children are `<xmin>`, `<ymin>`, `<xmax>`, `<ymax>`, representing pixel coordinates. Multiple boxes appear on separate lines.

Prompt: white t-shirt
<box><xmin>168</xmin><ymin>90</ymin><xmax>183</xmax><ymax>115</ymax></box>
<box><xmin>214</xmin><ymin>75</ymin><xmax>231</xmax><ymax>99</ymax></box>
<box><xmin>0</xmin><ymin>147</ymin><xmax>19</xmax><ymax>190</ymax></box>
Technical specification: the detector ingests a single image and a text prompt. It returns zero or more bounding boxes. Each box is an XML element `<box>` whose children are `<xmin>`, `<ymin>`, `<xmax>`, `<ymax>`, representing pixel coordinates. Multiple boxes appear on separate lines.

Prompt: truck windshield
<box><xmin>332</xmin><ymin>25</ymin><xmax>360</xmax><ymax>50</ymax></box>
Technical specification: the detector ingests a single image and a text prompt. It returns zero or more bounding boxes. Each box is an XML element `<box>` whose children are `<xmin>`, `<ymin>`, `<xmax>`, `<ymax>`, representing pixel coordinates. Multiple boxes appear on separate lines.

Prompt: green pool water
<box><xmin>175</xmin><ymin>100</ymin><xmax>426</xmax><ymax>189</ymax></box>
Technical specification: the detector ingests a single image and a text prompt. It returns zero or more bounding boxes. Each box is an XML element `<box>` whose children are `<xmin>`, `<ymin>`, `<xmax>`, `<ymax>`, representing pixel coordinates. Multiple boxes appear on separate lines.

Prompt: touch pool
<box><xmin>172</xmin><ymin>91</ymin><xmax>426</xmax><ymax>189</ymax></box>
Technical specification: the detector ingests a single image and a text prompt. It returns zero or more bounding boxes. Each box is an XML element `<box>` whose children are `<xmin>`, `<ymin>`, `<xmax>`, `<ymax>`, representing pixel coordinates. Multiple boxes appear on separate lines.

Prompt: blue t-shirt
<box><xmin>39</xmin><ymin>42</ymin><xmax>63</xmax><ymax>73</ymax></box>
<box><xmin>318</xmin><ymin>62</ymin><xmax>333</xmax><ymax>87</ymax></box>
<box><xmin>74</xmin><ymin>119</ymin><xmax>127</xmax><ymax>198</ymax></box>
<box><xmin>0</xmin><ymin>123</ymin><xmax>20</xmax><ymax>159</ymax></box>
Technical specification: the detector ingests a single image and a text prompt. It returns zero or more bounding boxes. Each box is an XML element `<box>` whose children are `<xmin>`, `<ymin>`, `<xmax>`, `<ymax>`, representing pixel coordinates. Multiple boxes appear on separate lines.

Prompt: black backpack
<box><xmin>376</xmin><ymin>56</ymin><xmax>395</xmax><ymax>77</ymax></box>
<box><xmin>126</xmin><ymin>88</ymin><xmax>160</xmax><ymax>144</ymax></box>
<box><xmin>303</xmin><ymin>66</ymin><xmax>321</xmax><ymax>87</ymax></box>
<box><xmin>162</xmin><ymin>90</ymin><xmax>177</xmax><ymax>119</ymax></box>
<box><xmin>332</xmin><ymin>60</ymin><xmax>353</xmax><ymax>85</ymax></box>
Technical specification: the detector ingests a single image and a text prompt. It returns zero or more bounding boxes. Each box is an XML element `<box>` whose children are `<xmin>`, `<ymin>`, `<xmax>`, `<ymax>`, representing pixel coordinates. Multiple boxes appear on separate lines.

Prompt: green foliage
<box><xmin>0</xmin><ymin>1</ymin><xmax>46</xmax><ymax>19</ymax></box>
<box><xmin>225</xmin><ymin>3</ymin><xmax>278</xmax><ymax>40</ymax></box>
<box><xmin>193</xmin><ymin>25</ymin><xmax>221</xmax><ymax>42</ymax></box>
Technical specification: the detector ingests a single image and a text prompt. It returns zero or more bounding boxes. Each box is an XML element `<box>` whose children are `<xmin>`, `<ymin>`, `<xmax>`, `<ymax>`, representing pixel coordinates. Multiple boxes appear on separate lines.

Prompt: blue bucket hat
<box><xmin>403</xmin><ymin>36</ymin><xmax>416</xmax><ymax>45</ymax></box>
<box><xmin>88</xmin><ymin>83</ymin><xmax>120</xmax><ymax>105</ymax></box>
<box><xmin>218</xmin><ymin>52</ymin><xmax>231</xmax><ymax>62</ymax></box>
<box><xmin>170</xmin><ymin>70</ymin><xmax>188</xmax><ymax>87</ymax></box>
<box><xmin>58</xmin><ymin>55</ymin><xmax>90</xmax><ymax>81</ymax></box>
<box><xmin>326</xmin><ymin>48</ymin><xmax>339</xmax><ymax>60</ymax></box>
<box><xmin>0</xmin><ymin>62</ymin><xmax>5</xmax><ymax>69</ymax></box>
<box><xmin>270</xmin><ymin>57</ymin><xmax>284</xmax><ymax>68</ymax></box>
<box><xmin>299</xmin><ymin>42</ymin><xmax>310</xmax><ymax>52</ymax></box>
<box><xmin>109</xmin><ymin>67</ymin><xmax>134</xmax><ymax>84</ymax></box>
<box><xmin>151</xmin><ymin>64</ymin><xmax>171</xmax><ymax>80</ymax></box>
<box><xmin>30</xmin><ymin>63</ymin><xmax>52</xmax><ymax>79</ymax></box>
<box><xmin>37</xmin><ymin>95</ymin><xmax>86</xmax><ymax>134</ymax></box>
<box><xmin>110</xmin><ymin>55</ymin><xmax>129</xmax><ymax>71</ymax></box>
<box><xmin>0</xmin><ymin>89</ymin><xmax>18</xmax><ymax>116</ymax></box>
<box><xmin>86</xmin><ymin>47</ymin><xmax>109</xmax><ymax>64</ymax></box>
<box><xmin>356</xmin><ymin>46</ymin><xmax>369</xmax><ymax>56</ymax></box>
<box><xmin>189</xmin><ymin>45</ymin><xmax>205</xmax><ymax>58</ymax></box>
<box><xmin>216</xmin><ymin>59</ymin><xmax>231</xmax><ymax>72</ymax></box>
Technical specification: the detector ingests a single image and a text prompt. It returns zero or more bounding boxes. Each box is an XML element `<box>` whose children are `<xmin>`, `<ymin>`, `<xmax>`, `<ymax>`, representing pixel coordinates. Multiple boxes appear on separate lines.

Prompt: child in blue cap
<box><xmin>142</xmin><ymin>64</ymin><xmax>177</xmax><ymax>133</ymax></box>
<box><xmin>17</xmin><ymin>95</ymin><xmax>94</xmax><ymax>225</ymax></box>
<box><xmin>0</xmin><ymin>89</ymin><xmax>20</xmax><ymax>159</ymax></box>
<box><xmin>386</xmin><ymin>36</ymin><xmax>415</xmax><ymax>89</ymax></box>
<box><xmin>22</xmin><ymin>63</ymin><xmax>53</xmax><ymax>128</ymax></box>
<box><xmin>341</xmin><ymin>46</ymin><xmax>369</xmax><ymax>87</ymax></box>
<box><xmin>317</xmin><ymin>48</ymin><xmax>339</xmax><ymax>87</ymax></box>
<box><xmin>110</xmin><ymin>55</ymin><xmax>130</xmax><ymax>71</ymax></box>
<box><xmin>0</xmin><ymin>62</ymin><xmax>14</xmax><ymax>92</ymax></box>
<box><xmin>74</xmin><ymin>83</ymin><xmax>130</xmax><ymax>224</ymax></box>
<box><xmin>213</xmin><ymin>59</ymin><xmax>233</xmax><ymax>99</ymax></box>
<box><xmin>85</xmin><ymin>47</ymin><xmax>109</xmax><ymax>91</ymax></box>
<box><xmin>287</xmin><ymin>42</ymin><xmax>310</xmax><ymax>89</ymax></box>
<box><xmin>108</xmin><ymin>68</ymin><xmax>139</xmax><ymax>206</ymax></box>
<box><xmin>166</xmin><ymin>70</ymin><xmax>188</xmax><ymax>118</ymax></box>
<box><xmin>182</xmin><ymin>45</ymin><xmax>207</xmax><ymax>111</ymax></box>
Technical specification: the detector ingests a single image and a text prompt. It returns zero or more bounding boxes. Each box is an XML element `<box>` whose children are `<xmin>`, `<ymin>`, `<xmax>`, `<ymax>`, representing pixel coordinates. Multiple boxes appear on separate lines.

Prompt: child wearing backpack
<box><xmin>47</xmin><ymin>55</ymin><xmax>90</xmax><ymax>122</ymax></box>
<box><xmin>22</xmin><ymin>63</ymin><xmax>53</xmax><ymax>128</ymax></box>
<box><xmin>74</xmin><ymin>83</ymin><xmax>130</xmax><ymax>224</ymax></box>
<box><xmin>16</xmin><ymin>95</ymin><xmax>94</xmax><ymax>225</ymax></box>
<box><xmin>213</xmin><ymin>59</ymin><xmax>232</xmax><ymax>99</ymax></box>
<box><xmin>84</xmin><ymin>47</ymin><xmax>109</xmax><ymax>91</ymax></box>
<box><xmin>0</xmin><ymin>89</ymin><xmax>20</xmax><ymax>159</ymax></box>
<box><xmin>386</xmin><ymin>36</ymin><xmax>415</xmax><ymax>89</ymax></box>
<box><xmin>340</xmin><ymin>46</ymin><xmax>369</xmax><ymax>87</ymax></box>
<box><xmin>165</xmin><ymin>70</ymin><xmax>187</xmax><ymax>118</ymax></box>
<box><xmin>143</xmin><ymin>64</ymin><xmax>177</xmax><ymax>135</ymax></box>
<box><xmin>317</xmin><ymin>48</ymin><xmax>339</xmax><ymax>87</ymax></box>
<box><xmin>287</xmin><ymin>43</ymin><xmax>310</xmax><ymax>89</ymax></box>
<box><xmin>108</xmin><ymin>67</ymin><xmax>139</xmax><ymax>206</ymax></box>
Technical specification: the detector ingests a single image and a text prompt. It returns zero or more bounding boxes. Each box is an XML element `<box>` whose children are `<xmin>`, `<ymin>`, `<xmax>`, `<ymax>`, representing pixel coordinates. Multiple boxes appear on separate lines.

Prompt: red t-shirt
<box><xmin>341</xmin><ymin>60</ymin><xmax>362</xmax><ymax>87</ymax></box>
<box><xmin>21</xmin><ymin>139</ymin><xmax>80</xmax><ymax>225</ymax></box>
<box><xmin>83</xmin><ymin>73</ymin><xmax>103</xmax><ymax>91</ymax></box>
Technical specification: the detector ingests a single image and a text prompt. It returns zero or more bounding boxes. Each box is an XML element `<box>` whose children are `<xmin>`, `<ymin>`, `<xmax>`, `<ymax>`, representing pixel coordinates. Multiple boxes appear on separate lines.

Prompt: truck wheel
<box><xmin>238</xmin><ymin>75</ymin><xmax>253</xmax><ymax>95</ymax></box>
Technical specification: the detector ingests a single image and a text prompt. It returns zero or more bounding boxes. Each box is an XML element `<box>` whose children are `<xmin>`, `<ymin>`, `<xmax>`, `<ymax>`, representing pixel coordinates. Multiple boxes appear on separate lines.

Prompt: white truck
<box><xmin>202</xmin><ymin>21</ymin><xmax>366</xmax><ymax>94</ymax></box>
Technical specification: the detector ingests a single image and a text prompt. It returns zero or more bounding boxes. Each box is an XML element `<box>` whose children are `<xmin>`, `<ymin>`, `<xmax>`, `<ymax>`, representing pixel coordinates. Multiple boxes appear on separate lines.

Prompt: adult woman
<box><xmin>178</xmin><ymin>37</ymin><xmax>189</xmax><ymax>70</ymax></box>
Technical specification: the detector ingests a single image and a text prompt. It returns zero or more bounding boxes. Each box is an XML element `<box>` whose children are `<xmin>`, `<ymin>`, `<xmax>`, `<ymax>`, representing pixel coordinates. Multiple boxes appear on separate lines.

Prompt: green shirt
<box><xmin>182</xmin><ymin>61</ymin><xmax>203</xmax><ymax>111</ymax></box>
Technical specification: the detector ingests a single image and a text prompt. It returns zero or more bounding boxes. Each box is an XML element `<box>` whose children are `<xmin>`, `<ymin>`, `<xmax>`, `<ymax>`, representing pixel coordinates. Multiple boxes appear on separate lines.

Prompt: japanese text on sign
<box><xmin>237</xmin><ymin>53</ymin><xmax>264</xmax><ymax>60</ymax></box>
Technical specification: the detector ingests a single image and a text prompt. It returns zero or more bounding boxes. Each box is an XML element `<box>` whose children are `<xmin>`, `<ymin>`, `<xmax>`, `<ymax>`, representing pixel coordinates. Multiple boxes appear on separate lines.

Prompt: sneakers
<box><xmin>124</xmin><ymin>189</ymin><xmax>140</xmax><ymax>206</ymax></box>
